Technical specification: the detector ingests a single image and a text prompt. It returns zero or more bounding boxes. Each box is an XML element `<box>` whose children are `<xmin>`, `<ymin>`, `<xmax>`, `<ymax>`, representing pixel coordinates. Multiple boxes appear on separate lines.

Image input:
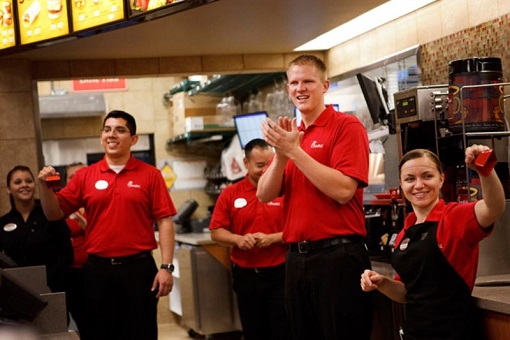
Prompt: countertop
<box><xmin>371</xmin><ymin>261</ymin><xmax>510</xmax><ymax>315</ymax></box>
<box><xmin>473</xmin><ymin>275</ymin><xmax>510</xmax><ymax>315</ymax></box>
<box><xmin>174</xmin><ymin>232</ymin><xmax>214</xmax><ymax>246</ymax></box>
<box><xmin>173</xmin><ymin>234</ymin><xmax>510</xmax><ymax>316</ymax></box>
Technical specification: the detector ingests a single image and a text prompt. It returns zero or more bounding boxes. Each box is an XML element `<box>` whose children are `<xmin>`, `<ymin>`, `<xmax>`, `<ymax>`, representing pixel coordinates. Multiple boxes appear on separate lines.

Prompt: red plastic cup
<box><xmin>46</xmin><ymin>175</ymin><xmax>61</xmax><ymax>189</ymax></box>
<box><xmin>474</xmin><ymin>150</ymin><xmax>497</xmax><ymax>177</ymax></box>
<box><xmin>389</xmin><ymin>187</ymin><xmax>399</xmax><ymax>200</ymax></box>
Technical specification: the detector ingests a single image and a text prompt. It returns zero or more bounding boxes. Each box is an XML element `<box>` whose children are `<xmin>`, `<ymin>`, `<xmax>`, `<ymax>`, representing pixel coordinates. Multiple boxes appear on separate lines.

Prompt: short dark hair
<box><xmin>103</xmin><ymin>110</ymin><xmax>137</xmax><ymax>135</ymax></box>
<box><xmin>66</xmin><ymin>161</ymin><xmax>85</xmax><ymax>170</ymax></box>
<box><xmin>288</xmin><ymin>54</ymin><xmax>327</xmax><ymax>81</ymax></box>
<box><xmin>244</xmin><ymin>138</ymin><xmax>270</xmax><ymax>159</ymax></box>
<box><xmin>65</xmin><ymin>161</ymin><xmax>86</xmax><ymax>185</ymax></box>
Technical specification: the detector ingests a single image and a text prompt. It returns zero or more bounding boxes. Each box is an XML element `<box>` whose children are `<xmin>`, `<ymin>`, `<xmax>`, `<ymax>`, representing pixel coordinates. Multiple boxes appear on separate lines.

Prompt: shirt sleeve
<box><xmin>330</xmin><ymin>118</ymin><xmax>369</xmax><ymax>187</ymax></box>
<box><xmin>209</xmin><ymin>188</ymin><xmax>232</xmax><ymax>231</ymax></box>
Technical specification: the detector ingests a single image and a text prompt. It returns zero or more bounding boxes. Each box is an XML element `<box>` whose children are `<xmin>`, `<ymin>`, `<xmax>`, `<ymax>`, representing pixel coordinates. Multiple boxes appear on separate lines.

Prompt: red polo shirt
<box><xmin>56</xmin><ymin>156</ymin><xmax>176</xmax><ymax>257</ymax></box>
<box><xmin>209</xmin><ymin>177</ymin><xmax>287</xmax><ymax>268</ymax></box>
<box><xmin>281</xmin><ymin>106</ymin><xmax>369</xmax><ymax>243</ymax></box>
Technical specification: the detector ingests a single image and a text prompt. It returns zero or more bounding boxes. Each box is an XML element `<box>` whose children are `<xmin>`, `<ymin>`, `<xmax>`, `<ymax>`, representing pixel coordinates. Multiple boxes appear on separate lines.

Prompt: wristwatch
<box><xmin>160</xmin><ymin>263</ymin><xmax>175</xmax><ymax>273</ymax></box>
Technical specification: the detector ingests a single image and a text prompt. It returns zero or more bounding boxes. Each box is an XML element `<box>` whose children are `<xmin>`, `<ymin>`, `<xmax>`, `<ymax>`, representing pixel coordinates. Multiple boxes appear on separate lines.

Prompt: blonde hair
<box><xmin>288</xmin><ymin>54</ymin><xmax>327</xmax><ymax>81</ymax></box>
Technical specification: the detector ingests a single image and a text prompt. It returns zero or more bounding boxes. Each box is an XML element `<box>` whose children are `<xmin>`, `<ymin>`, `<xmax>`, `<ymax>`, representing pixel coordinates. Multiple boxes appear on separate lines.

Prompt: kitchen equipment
<box><xmin>394</xmin><ymin>86</ymin><xmax>449</xmax><ymax>167</ymax></box>
<box><xmin>394</xmin><ymin>85</ymin><xmax>448</xmax><ymax>125</ymax></box>
<box><xmin>447</xmin><ymin>57</ymin><xmax>505</xmax><ymax>132</ymax></box>
<box><xmin>174</xmin><ymin>199</ymin><xmax>199</xmax><ymax>234</ymax></box>
<box><xmin>364</xmin><ymin>201</ymin><xmax>404</xmax><ymax>259</ymax></box>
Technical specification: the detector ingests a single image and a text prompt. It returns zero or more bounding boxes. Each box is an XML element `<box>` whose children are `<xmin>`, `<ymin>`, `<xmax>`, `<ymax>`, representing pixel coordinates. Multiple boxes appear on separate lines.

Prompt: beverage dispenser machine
<box><xmin>394</xmin><ymin>84</ymin><xmax>449</xmax><ymax>158</ymax></box>
<box><xmin>394</xmin><ymin>85</ymin><xmax>461</xmax><ymax>201</ymax></box>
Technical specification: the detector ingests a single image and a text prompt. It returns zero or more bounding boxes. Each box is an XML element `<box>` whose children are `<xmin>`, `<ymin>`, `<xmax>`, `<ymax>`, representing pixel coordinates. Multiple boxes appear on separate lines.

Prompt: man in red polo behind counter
<box><xmin>38</xmin><ymin>110</ymin><xmax>176</xmax><ymax>340</ymax></box>
<box><xmin>209</xmin><ymin>138</ymin><xmax>290</xmax><ymax>340</ymax></box>
<box><xmin>257</xmin><ymin>54</ymin><xmax>373</xmax><ymax>339</ymax></box>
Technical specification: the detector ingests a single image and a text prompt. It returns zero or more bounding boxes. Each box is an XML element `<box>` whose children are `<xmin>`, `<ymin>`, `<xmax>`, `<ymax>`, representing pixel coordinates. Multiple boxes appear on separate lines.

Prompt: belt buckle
<box><xmin>111</xmin><ymin>258</ymin><xmax>122</xmax><ymax>265</ymax></box>
<box><xmin>254</xmin><ymin>268</ymin><xmax>261</xmax><ymax>273</ymax></box>
<box><xmin>297</xmin><ymin>241</ymin><xmax>309</xmax><ymax>254</ymax></box>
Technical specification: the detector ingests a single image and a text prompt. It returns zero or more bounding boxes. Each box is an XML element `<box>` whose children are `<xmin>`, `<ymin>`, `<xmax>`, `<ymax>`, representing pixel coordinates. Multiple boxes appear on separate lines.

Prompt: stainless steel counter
<box><xmin>171</xmin><ymin>232</ymin><xmax>241</xmax><ymax>336</ymax></box>
<box><xmin>175</xmin><ymin>232</ymin><xmax>214</xmax><ymax>246</ymax></box>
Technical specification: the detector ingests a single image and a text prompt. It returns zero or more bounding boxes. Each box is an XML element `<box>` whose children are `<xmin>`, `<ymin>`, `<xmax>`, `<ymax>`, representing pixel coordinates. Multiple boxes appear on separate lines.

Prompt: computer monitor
<box><xmin>233</xmin><ymin>111</ymin><xmax>268</xmax><ymax>149</ymax></box>
<box><xmin>173</xmin><ymin>198</ymin><xmax>199</xmax><ymax>234</ymax></box>
<box><xmin>356</xmin><ymin>73</ymin><xmax>389</xmax><ymax>125</ymax></box>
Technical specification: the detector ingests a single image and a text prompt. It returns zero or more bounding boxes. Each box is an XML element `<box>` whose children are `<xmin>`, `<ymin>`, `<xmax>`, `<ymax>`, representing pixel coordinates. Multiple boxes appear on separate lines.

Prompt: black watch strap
<box><xmin>160</xmin><ymin>263</ymin><xmax>174</xmax><ymax>273</ymax></box>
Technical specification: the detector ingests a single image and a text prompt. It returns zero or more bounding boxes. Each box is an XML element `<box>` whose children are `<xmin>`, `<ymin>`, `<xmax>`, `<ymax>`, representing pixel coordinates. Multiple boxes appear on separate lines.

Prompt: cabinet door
<box><xmin>481</xmin><ymin>310</ymin><xmax>510</xmax><ymax>340</ymax></box>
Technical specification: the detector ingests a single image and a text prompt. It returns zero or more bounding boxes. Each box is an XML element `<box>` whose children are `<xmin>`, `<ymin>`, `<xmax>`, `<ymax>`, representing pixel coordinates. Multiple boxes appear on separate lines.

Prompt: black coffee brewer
<box><xmin>174</xmin><ymin>198</ymin><xmax>199</xmax><ymax>234</ymax></box>
<box><xmin>365</xmin><ymin>188</ymin><xmax>405</xmax><ymax>260</ymax></box>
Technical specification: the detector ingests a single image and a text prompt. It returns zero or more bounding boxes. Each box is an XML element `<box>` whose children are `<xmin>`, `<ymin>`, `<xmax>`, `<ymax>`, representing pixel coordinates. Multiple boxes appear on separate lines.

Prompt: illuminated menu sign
<box><xmin>130</xmin><ymin>0</ymin><xmax>184</xmax><ymax>16</ymax></box>
<box><xmin>17</xmin><ymin>0</ymin><xmax>69</xmax><ymax>45</ymax></box>
<box><xmin>0</xmin><ymin>0</ymin><xmax>16</xmax><ymax>50</ymax></box>
<box><xmin>71</xmin><ymin>0</ymin><xmax>124</xmax><ymax>33</ymax></box>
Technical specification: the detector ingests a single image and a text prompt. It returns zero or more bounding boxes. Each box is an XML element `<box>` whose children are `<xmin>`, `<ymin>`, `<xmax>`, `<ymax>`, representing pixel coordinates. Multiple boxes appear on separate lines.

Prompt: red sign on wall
<box><xmin>72</xmin><ymin>78</ymin><xmax>127</xmax><ymax>92</ymax></box>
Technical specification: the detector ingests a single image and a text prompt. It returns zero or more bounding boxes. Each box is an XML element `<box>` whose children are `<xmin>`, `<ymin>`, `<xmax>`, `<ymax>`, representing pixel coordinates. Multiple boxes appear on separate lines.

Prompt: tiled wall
<box><xmin>421</xmin><ymin>13</ymin><xmax>510</xmax><ymax>85</ymax></box>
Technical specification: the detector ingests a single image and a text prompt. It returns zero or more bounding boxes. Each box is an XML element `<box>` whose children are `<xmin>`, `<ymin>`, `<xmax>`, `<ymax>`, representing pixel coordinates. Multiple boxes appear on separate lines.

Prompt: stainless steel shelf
<box><xmin>188</xmin><ymin>72</ymin><xmax>286</xmax><ymax>98</ymax></box>
<box><xmin>465</xmin><ymin>131</ymin><xmax>510</xmax><ymax>139</ymax></box>
<box><xmin>166</xmin><ymin>128</ymin><xmax>236</xmax><ymax>146</ymax></box>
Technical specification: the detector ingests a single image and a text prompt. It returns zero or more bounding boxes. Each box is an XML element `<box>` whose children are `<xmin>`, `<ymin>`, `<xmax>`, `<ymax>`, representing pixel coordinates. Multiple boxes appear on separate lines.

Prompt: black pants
<box><xmin>232</xmin><ymin>263</ymin><xmax>291</xmax><ymax>340</ymax></box>
<box><xmin>64</xmin><ymin>267</ymin><xmax>89</xmax><ymax>335</ymax></box>
<box><xmin>285</xmin><ymin>242</ymin><xmax>373</xmax><ymax>340</ymax></box>
<box><xmin>81</xmin><ymin>254</ymin><xmax>158</xmax><ymax>340</ymax></box>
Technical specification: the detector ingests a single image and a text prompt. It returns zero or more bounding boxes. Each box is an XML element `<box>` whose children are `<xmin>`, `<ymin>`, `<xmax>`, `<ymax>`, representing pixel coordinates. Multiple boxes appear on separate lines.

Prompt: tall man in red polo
<box><xmin>38</xmin><ymin>110</ymin><xmax>176</xmax><ymax>340</ymax></box>
<box><xmin>258</xmin><ymin>55</ymin><xmax>373</xmax><ymax>339</ymax></box>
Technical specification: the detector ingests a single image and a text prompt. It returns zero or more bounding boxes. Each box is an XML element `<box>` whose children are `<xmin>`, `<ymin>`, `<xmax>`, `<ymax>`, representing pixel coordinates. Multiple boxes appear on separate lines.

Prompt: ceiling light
<box><xmin>295</xmin><ymin>0</ymin><xmax>437</xmax><ymax>51</ymax></box>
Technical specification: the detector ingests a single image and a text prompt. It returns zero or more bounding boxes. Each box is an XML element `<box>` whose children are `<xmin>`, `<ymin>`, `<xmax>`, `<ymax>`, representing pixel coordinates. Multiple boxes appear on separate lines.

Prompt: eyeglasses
<box><xmin>101</xmin><ymin>126</ymin><xmax>131</xmax><ymax>135</ymax></box>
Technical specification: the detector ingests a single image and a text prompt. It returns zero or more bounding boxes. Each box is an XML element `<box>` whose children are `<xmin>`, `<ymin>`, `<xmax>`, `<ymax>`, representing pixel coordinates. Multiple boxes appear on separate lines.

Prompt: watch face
<box><xmin>161</xmin><ymin>264</ymin><xmax>174</xmax><ymax>272</ymax></box>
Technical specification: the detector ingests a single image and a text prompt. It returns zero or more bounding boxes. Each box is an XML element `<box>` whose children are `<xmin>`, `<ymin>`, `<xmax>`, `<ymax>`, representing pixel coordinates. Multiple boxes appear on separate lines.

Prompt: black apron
<box><xmin>392</xmin><ymin>221</ymin><xmax>482</xmax><ymax>340</ymax></box>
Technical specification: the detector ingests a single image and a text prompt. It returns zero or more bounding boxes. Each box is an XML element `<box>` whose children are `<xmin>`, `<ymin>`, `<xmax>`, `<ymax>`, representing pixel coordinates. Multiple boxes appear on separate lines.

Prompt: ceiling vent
<box><xmin>39</xmin><ymin>93</ymin><xmax>106</xmax><ymax>119</ymax></box>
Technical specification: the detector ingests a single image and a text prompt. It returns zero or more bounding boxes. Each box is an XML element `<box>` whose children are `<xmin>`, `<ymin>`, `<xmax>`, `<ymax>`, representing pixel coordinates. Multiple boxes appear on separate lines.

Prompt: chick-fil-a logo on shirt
<box><xmin>127</xmin><ymin>181</ymin><xmax>141</xmax><ymax>188</ymax></box>
<box><xmin>310</xmin><ymin>141</ymin><xmax>324</xmax><ymax>149</ymax></box>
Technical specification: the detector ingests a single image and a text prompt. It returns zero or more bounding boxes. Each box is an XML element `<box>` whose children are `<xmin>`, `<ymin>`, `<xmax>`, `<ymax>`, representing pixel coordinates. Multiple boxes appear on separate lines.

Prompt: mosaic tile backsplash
<box><xmin>421</xmin><ymin>13</ymin><xmax>510</xmax><ymax>85</ymax></box>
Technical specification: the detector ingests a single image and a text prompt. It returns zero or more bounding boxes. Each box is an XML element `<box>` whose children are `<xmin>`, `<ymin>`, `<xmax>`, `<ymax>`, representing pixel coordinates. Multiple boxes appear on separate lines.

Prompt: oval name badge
<box><xmin>234</xmin><ymin>198</ymin><xmax>247</xmax><ymax>208</ymax></box>
<box><xmin>95</xmin><ymin>180</ymin><xmax>109</xmax><ymax>190</ymax></box>
<box><xmin>400</xmin><ymin>238</ymin><xmax>410</xmax><ymax>251</ymax></box>
<box><xmin>3</xmin><ymin>223</ymin><xmax>17</xmax><ymax>232</ymax></box>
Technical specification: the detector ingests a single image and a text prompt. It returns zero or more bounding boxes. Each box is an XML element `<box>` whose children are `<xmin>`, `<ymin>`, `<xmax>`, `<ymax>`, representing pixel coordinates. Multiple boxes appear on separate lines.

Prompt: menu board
<box><xmin>16</xmin><ymin>0</ymin><xmax>70</xmax><ymax>45</ymax></box>
<box><xmin>0</xmin><ymin>0</ymin><xmax>16</xmax><ymax>50</ymax></box>
<box><xmin>71</xmin><ymin>0</ymin><xmax>125</xmax><ymax>33</ymax></box>
<box><xmin>130</xmin><ymin>0</ymin><xmax>184</xmax><ymax>16</ymax></box>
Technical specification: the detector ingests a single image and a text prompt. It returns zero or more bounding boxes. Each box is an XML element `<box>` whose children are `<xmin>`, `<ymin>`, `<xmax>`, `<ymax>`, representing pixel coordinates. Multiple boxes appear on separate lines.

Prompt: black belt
<box><xmin>232</xmin><ymin>263</ymin><xmax>285</xmax><ymax>274</ymax></box>
<box><xmin>88</xmin><ymin>251</ymin><xmax>152</xmax><ymax>265</ymax></box>
<box><xmin>289</xmin><ymin>235</ymin><xmax>362</xmax><ymax>254</ymax></box>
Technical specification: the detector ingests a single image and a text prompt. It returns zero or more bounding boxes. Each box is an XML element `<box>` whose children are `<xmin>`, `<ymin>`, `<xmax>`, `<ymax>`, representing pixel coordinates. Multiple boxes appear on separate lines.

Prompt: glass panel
<box><xmin>326</xmin><ymin>48</ymin><xmax>422</xmax><ymax>189</ymax></box>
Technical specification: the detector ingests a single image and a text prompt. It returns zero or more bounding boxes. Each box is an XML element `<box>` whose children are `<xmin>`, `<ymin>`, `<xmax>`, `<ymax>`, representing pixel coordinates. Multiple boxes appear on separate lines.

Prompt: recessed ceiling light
<box><xmin>295</xmin><ymin>0</ymin><xmax>437</xmax><ymax>51</ymax></box>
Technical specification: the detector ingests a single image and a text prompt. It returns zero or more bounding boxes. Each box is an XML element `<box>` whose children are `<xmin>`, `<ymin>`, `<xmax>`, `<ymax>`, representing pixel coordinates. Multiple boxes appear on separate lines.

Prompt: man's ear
<box><xmin>130</xmin><ymin>134</ymin><xmax>139</xmax><ymax>146</ymax></box>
